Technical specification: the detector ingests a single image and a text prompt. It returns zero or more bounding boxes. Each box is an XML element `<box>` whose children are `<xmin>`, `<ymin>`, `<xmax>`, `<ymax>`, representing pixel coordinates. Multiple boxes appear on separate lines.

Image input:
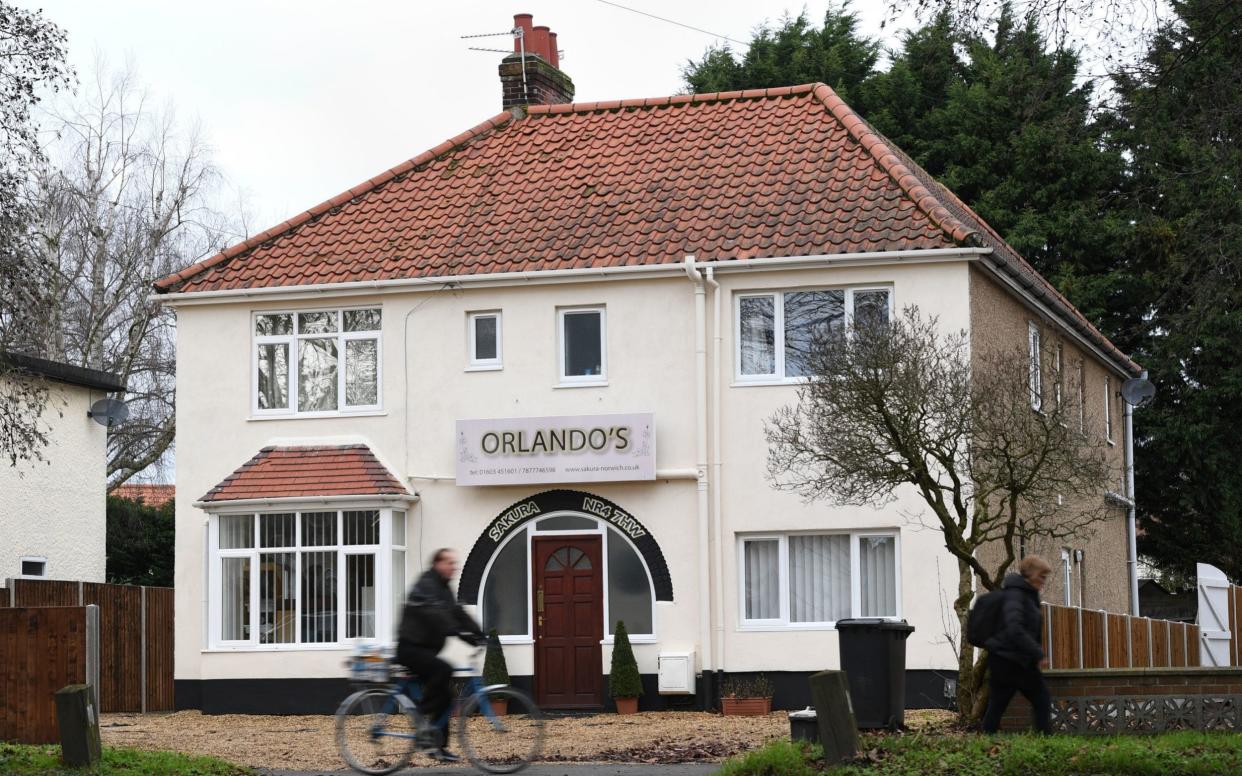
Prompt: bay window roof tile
<box><xmin>200</xmin><ymin>445</ymin><xmax>408</xmax><ymax>503</ymax></box>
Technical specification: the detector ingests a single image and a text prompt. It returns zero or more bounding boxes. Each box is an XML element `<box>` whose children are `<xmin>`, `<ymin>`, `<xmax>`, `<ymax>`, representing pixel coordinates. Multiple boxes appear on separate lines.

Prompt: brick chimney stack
<box><xmin>500</xmin><ymin>13</ymin><xmax>574</xmax><ymax>111</ymax></box>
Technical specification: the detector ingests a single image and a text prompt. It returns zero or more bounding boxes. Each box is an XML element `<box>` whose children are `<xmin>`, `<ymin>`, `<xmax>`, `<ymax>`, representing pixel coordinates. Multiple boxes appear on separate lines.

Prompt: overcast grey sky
<box><xmin>29</xmin><ymin>1</ymin><xmax>914</xmax><ymax>232</ymax></box>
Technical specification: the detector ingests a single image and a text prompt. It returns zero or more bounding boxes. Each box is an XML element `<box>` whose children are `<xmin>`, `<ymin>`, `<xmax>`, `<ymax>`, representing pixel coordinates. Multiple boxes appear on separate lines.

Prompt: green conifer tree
<box><xmin>608</xmin><ymin>621</ymin><xmax>643</xmax><ymax>699</ymax></box>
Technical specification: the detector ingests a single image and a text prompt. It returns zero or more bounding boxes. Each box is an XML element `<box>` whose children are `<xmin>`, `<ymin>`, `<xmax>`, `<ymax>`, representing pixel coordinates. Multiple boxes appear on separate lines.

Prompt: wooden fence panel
<box><xmin>1152</xmin><ymin>619</ymin><xmax>1172</xmax><ymax>667</ymax></box>
<box><xmin>1189</xmin><ymin>624</ymin><xmax>1202</xmax><ymax>665</ymax></box>
<box><xmin>1081</xmin><ymin>609</ymin><xmax>1107</xmax><ymax>668</ymax></box>
<box><xmin>14</xmin><ymin>578</ymin><xmax>79</xmax><ymax>605</ymax></box>
<box><xmin>83</xmin><ymin>582</ymin><xmax>144</xmax><ymax>712</ymax></box>
<box><xmin>145</xmin><ymin>586</ymin><xmax>175</xmax><ymax>711</ymax></box>
<box><xmin>0</xmin><ymin>607</ymin><xmax>86</xmax><ymax>744</ymax></box>
<box><xmin>1106</xmin><ymin>613</ymin><xmax>1132</xmax><ymax>667</ymax></box>
<box><xmin>1172</xmin><ymin>621</ymin><xmax>1188</xmax><ymax>667</ymax></box>
<box><xmin>1131</xmin><ymin>617</ymin><xmax>1152</xmax><ymax>667</ymax></box>
<box><xmin>1050</xmin><ymin>605</ymin><xmax>1082</xmax><ymax>668</ymax></box>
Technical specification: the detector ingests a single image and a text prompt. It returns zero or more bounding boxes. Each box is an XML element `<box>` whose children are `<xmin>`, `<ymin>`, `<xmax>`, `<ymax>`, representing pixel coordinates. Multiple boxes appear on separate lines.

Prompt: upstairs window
<box><xmin>559</xmin><ymin>307</ymin><xmax>606</xmax><ymax>385</ymax></box>
<box><xmin>254</xmin><ymin>308</ymin><xmax>381</xmax><ymax>415</ymax></box>
<box><xmin>467</xmin><ymin>312</ymin><xmax>502</xmax><ymax>370</ymax></box>
<box><xmin>737</xmin><ymin>288</ymin><xmax>891</xmax><ymax>381</ymax></box>
<box><xmin>1028</xmin><ymin>322</ymin><xmax>1042</xmax><ymax>411</ymax></box>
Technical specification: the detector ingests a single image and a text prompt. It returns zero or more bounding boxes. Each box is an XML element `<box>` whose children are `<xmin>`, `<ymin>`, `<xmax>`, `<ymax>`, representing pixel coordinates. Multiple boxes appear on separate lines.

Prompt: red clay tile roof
<box><xmin>155</xmin><ymin>82</ymin><xmax>1136</xmax><ymax>373</ymax></box>
<box><xmin>111</xmin><ymin>484</ymin><xmax>175</xmax><ymax>506</ymax></box>
<box><xmin>199</xmin><ymin>445</ymin><xmax>410</xmax><ymax>503</ymax></box>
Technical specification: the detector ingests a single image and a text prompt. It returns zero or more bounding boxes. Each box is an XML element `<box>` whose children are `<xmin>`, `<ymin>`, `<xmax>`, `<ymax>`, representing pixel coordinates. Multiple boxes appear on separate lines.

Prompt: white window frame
<box><xmin>1104</xmin><ymin>375</ymin><xmax>1115</xmax><ymax>445</ymax></box>
<box><xmin>557</xmin><ymin>306</ymin><xmax>607</xmax><ymax>386</ymax></box>
<box><xmin>1028</xmin><ymin>322</ymin><xmax>1043</xmax><ymax>411</ymax></box>
<box><xmin>466</xmin><ymin>311</ymin><xmax>503</xmax><ymax>371</ymax></box>
<box><xmin>478</xmin><ymin>510</ymin><xmax>658</xmax><ymax>646</ymax></box>
<box><xmin>734</xmin><ymin>286</ymin><xmax>894</xmax><ymax>384</ymax></box>
<box><xmin>18</xmin><ymin>555</ymin><xmax>47</xmax><ymax>579</ymax></box>
<box><xmin>736</xmin><ymin>530</ymin><xmax>902</xmax><ymax>630</ymax></box>
<box><xmin>205</xmin><ymin>505</ymin><xmax>401</xmax><ymax>651</ymax></box>
<box><xmin>251</xmin><ymin>306</ymin><xmax>383</xmax><ymax>418</ymax></box>
<box><xmin>1054</xmin><ymin>342</ymin><xmax>1064</xmax><ymax>412</ymax></box>
<box><xmin>1077</xmin><ymin>360</ymin><xmax>1087</xmax><ymax>436</ymax></box>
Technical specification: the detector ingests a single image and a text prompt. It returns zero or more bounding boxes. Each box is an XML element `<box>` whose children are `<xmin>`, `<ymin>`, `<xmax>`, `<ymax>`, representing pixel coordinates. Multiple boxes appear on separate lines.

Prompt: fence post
<box><xmin>140</xmin><ymin>587</ymin><xmax>147</xmax><ymax>714</ymax></box>
<box><xmin>1147</xmin><ymin>617</ymin><xmax>1154</xmax><ymax>667</ymax></box>
<box><xmin>85</xmin><ymin>604</ymin><xmax>100</xmax><ymax>714</ymax></box>
<box><xmin>1185</xmin><ymin>622</ymin><xmax>1191</xmax><ymax>667</ymax></box>
<box><xmin>78</xmin><ymin>580</ymin><xmax>83</xmax><ymax>606</ymax></box>
<box><xmin>1102</xmin><ymin>611</ymin><xmax>1110</xmax><ymax>669</ymax></box>
<box><xmin>5</xmin><ymin>578</ymin><xmax>12</xmax><ymax>607</ymax></box>
<box><xmin>1126</xmin><ymin>614</ymin><xmax>1133</xmax><ymax>667</ymax></box>
<box><xmin>1077</xmin><ymin>606</ymin><xmax>1084</xmax><ymax>668</ymax></box>
<box><xmin>1045</xmin><ymin>603</ymin><xmax>1054</xmax><ymax>669</ymax></box>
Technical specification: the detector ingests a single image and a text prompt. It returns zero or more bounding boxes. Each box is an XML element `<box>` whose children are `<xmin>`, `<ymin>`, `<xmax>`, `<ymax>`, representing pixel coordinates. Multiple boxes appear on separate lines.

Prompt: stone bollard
<box><xmin>808</xmin><ymin>670</ymin><xmax>859</xmax><ymax>765</ymax></box>
<box><xmin>54</xmin><ymin>684</ymin><xmax>101</xmax><ymax>767</ymax></box>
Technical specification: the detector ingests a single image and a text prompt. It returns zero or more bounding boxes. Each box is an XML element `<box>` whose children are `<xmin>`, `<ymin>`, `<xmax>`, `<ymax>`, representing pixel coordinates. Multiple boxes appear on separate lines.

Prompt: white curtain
<box><xmin>744</xmin><ymin>540</ymin><xmax>780</xmax><ymax>620</ymax></box>
<box><xmin>221</xmin><ymin>557</ymin><xmax>250</xmax><ymax>640</ymax></box>
<box><xmin>789</xmin><ymin>535</ymin><xmax>850</xmax><ymax>622</ymax></box>
<box><xmin>860</xmin><ymin>536</ymin><xmax>897</xmax><ymax>617</ymax></box>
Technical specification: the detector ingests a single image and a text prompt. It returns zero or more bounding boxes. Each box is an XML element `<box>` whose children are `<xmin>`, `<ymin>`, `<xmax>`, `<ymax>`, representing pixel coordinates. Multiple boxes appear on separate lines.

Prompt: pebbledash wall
<box><xmin>170</xmin><ymin>257</ymin><xmax>1132</xmax><ymax>714</ymax></box>
<box><xmin>0</xmin><ymin>379</ymin><xmax>109</xmax><ymax>584</ymax></box>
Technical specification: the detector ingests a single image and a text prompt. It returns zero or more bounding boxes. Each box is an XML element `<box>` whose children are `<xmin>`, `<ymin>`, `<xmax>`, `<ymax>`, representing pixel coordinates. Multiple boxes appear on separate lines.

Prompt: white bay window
<box><xmin>738</xmin><ymin>531</ymin><xmax>900</xmax><ymax>628</ymax></box>
<box><xmin>736</xmin><ymin>287</ymin><xmax>892</xmax><ymax>381</ymax></box>
<box><xmin>209</xmin><ymin>507</ymin><xmax>407</xmax><ymax>649</ymax></box>
<box><xmin>253</xmin><ymin>307</ymin><xmax>381</xmax><ymax>415</ymax></box>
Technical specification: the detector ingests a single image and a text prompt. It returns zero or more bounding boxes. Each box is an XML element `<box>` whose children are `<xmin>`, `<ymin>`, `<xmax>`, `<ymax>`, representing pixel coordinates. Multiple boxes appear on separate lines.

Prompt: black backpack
<box><xmin>966</xmin><ymin>589</ymin><xmax>1006</xmax><ymax>648</ymax></box>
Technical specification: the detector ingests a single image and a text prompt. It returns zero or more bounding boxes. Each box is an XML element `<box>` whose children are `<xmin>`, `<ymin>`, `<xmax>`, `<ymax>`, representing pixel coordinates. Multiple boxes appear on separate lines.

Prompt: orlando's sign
<box><xmin>456</xmin><ymin>412</ymin><xmax>655</xmax><ymax>486</ymax></box>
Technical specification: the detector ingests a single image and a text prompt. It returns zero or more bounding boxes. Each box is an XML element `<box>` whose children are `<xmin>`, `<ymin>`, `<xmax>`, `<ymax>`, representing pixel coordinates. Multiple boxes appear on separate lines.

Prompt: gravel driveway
<box><xmin>99</xmin><ymin>710</ymin><xmax>787</xmax><ymax>771</ymax></box>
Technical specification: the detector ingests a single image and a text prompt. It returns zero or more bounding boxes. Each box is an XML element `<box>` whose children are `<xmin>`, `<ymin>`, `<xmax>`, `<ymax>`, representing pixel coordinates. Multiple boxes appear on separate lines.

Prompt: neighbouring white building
<box><xmin>156</xmin><ymin>16</ymin><xmax>1140</xmax><ymax>714</ymax></box>
<box><xmin>0</xmin><ymin>353</ymin><xmax>126</xmax><ymax>585</ymax></box>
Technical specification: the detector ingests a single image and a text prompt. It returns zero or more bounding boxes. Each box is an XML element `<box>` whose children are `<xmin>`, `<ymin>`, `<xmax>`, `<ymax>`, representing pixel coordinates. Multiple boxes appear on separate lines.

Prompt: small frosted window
<box><xmin>483</xmin><ymin>530</ymin><xmax>529</xmax><ymax>636</ymax></box>
<box><xmin>219</xmin><ymin>515</ymin><xmax>254</xmax><ymax>549</ymax></box>
<box><xmin>392</xmin><ymin>511</ymin><xmax>406</xmax><ymax>546</ymax></box>
<box><xmin>536</xmin><ymin>515</ymin><xmax>597</xmax><ymax>532</ymax></box>
<box><xmin>607</xmin><ymin>528</ymin><xmax>653</xmax><ymax>635</ymax></box>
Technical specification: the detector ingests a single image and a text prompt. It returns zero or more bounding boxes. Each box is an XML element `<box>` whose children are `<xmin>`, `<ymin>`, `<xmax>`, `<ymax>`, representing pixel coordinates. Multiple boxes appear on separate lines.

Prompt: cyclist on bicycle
<box><xmin>397</xmin><ymin>547</ymin><xmax>485</xmax><ymax>763</ymax></box>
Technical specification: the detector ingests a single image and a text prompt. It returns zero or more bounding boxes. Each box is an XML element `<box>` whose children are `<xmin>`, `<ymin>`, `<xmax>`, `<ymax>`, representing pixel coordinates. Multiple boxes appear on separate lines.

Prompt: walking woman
<box><xmin>981</xmin><ymin>555</ymin><xmax>1054</xmax><ymax>733</ymax></box>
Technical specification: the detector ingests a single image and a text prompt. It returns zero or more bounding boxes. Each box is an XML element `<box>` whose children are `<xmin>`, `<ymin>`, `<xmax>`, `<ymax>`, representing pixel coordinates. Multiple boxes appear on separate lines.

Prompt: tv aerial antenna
<box><xmin>463</xmin><ymin>26</ymin><xmax>529</xmax><ymax>104</ymax></box>
<box><xmin>1120</xmin><ymin>372</ymin><xmax>1156</xmax><ymax>408</ymax></box>
<box><xmin>87</xmin><ymin>397</ymin><xmax>129</xmax><ymax>428</ymax></box>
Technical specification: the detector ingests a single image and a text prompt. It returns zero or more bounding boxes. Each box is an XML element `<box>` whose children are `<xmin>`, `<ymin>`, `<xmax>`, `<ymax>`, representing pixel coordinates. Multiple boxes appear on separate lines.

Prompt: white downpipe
<box><xmin>708</xmin><ymin>266</ymin><xmax>726</xmax><ymax>673</ymax></box>
<box><xmin>684</xmin><ymin>256</ymin><xmax>714</xmax><ymax>676</ymax></box>
<box><xmin>1125</xmin><ymin>383</ymin><xmax>1140</xmax><ymax>614</ymax></box>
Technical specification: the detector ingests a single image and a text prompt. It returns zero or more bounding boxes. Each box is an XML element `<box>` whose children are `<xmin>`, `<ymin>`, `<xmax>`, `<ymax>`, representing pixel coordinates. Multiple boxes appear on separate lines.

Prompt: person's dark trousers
<box><xmin>398</xmin><ymin>645</ymin><xmax>453</xmax><ymax>742</ymax></box>
<box><xmin>981</xmin><ymin>654</ymin><xmax>1052</xmax><ymax>733</ymax></box>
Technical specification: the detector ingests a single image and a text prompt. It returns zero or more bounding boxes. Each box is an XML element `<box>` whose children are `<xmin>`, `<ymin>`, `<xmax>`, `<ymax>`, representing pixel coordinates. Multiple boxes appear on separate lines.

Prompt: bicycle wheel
<box><xmin>457</xmin><ymin>685</ymin><xmax>545</xmax><ymax>774</ymax></box>
<box><xmin>335</xmin><ymin>687</ymin><xmax>422</xmax><ymax>775</ymax></box>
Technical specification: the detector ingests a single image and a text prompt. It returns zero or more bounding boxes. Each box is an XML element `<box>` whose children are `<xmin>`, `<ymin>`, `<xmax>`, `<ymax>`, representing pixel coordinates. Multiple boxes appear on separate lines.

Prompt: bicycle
<box><xmin>334</xmin><ymin>646</ymin><xmax>544</xmax><ymax>775</ymax></box>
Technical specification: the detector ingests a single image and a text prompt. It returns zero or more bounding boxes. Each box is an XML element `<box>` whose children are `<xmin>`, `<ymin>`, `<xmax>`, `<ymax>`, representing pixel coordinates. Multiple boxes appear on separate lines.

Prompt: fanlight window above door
<box><xmin>546</xmin><ymin>546</ymin><xmax>592</xmax><ymax>571</ymax></box>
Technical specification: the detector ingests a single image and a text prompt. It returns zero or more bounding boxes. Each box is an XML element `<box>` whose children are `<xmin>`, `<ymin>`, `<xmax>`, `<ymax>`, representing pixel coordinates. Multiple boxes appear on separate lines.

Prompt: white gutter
<box><xmin>1124</xmin><ymin>377</ymin><xmax>1141</xmax><ymax>614</ymax></box>
<box><xmin>194</xmin><ymin>493</ymin><xmax>419</xmax><ymax>509</ymax></box>
<box><xmin>708</xmin><ymin>265</ymin><xmax>726</xmax><ymax>676</ymax></box>
<box><xmin>152</xmin><ymin>248</ymin><xmax>991</xmax><ymax>307</ymax></box>
<box><xmin>684</xmin><ymin>256</ymin><xmax>714</xmax><ymax>678</ymax></box>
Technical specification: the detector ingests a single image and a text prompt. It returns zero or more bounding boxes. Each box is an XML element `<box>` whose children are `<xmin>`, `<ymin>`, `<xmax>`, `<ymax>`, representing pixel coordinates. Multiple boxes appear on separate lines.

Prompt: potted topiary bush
<box><xmin>720</xmin><ymin>674</ymin><xmax>774</xmax><ymax>716</ymax></box>
<box><xmin>609</xmin><ymin>621</ymin><xmax>642</xmax><ymax>714</ymax></box>
<box><xmin>482</xmin><ymin>628</ymin><xmax>510</xmax><ymax>715</ymax></box>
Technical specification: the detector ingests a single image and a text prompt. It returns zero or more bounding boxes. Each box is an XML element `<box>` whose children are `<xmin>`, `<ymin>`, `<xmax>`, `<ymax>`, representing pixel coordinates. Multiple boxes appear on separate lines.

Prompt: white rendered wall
<box><xmin>0</xmin><ymin>379</ymin><xmax>109</xmax><ymax>583</ymax></box>
<box><xmin>173</xmin><ymin>262</ymin><xmax>970</xmax><ymax>683</ymax></box>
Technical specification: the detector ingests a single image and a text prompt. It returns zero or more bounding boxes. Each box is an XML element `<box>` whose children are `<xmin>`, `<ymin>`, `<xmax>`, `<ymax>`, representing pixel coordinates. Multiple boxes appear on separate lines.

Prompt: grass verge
<box><xmin>0</xmin><ymin>743</ymin><xmax>254</xmax><ymax>775</ymax></box>
<box><xmin>720</xmin><ymin>732</ymin><xmax>1242</xmax><ymax>775</ymax></box>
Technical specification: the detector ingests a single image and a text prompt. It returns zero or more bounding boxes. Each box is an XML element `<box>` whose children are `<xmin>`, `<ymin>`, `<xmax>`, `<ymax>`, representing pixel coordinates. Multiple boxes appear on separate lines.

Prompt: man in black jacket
<box><xmin>981</xmin><ymin>555</ymin><xmax>1054</xmax><ymax>733</ymax></box>
<box><xmin>397</xmin><ymin>548</ymin><xmax>485</xmax><ymax>762</ymax></box>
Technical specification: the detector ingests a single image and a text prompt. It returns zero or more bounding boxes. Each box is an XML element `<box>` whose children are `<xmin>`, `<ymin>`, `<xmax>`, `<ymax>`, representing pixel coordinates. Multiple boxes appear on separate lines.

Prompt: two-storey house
<box><xmin>155</xmin><ymin>15</ymin><xmax>1140</xmax><ymax>713</ymax></box>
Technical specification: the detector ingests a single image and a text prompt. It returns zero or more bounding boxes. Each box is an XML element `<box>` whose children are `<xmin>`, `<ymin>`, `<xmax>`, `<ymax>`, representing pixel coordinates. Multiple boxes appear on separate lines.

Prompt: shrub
<box><xmin>717</xmin><ymin>739</ymin><xmax>821</xmax><ymax>776</ymax></box>
<box><xmin>609</xmin><ymin>621</ymin><xmax>643</xmax><ymax>698</ymax></box>
<box><xmin>721</xmin><ymin>673</ymin><xmax>774</xmax><ymax>698</ymax></box>
<box><xmin>482</xmin><ymin>628</ymin><xmax>509</xmax><ymax>686</ymax></box>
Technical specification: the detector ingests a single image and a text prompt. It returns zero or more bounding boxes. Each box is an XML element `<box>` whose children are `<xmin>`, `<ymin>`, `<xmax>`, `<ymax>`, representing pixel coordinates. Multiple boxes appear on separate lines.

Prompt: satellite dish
<box><xmin>88</xmin><ymin>397</ymin><xmax>129</xmax><ymax>428</ymax></box>
<box><xmin>1121</xmin><ymin>377</ymin><xmax>1156</xmax><ymax>408</ymax></box>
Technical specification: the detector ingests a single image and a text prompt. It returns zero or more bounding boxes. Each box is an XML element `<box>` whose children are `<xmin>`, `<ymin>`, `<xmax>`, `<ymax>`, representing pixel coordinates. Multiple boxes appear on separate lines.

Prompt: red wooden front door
<box><xmin>533</xmin><ymin>536</ymin><xmax>603</xmax><ymax>708</ymax></box>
